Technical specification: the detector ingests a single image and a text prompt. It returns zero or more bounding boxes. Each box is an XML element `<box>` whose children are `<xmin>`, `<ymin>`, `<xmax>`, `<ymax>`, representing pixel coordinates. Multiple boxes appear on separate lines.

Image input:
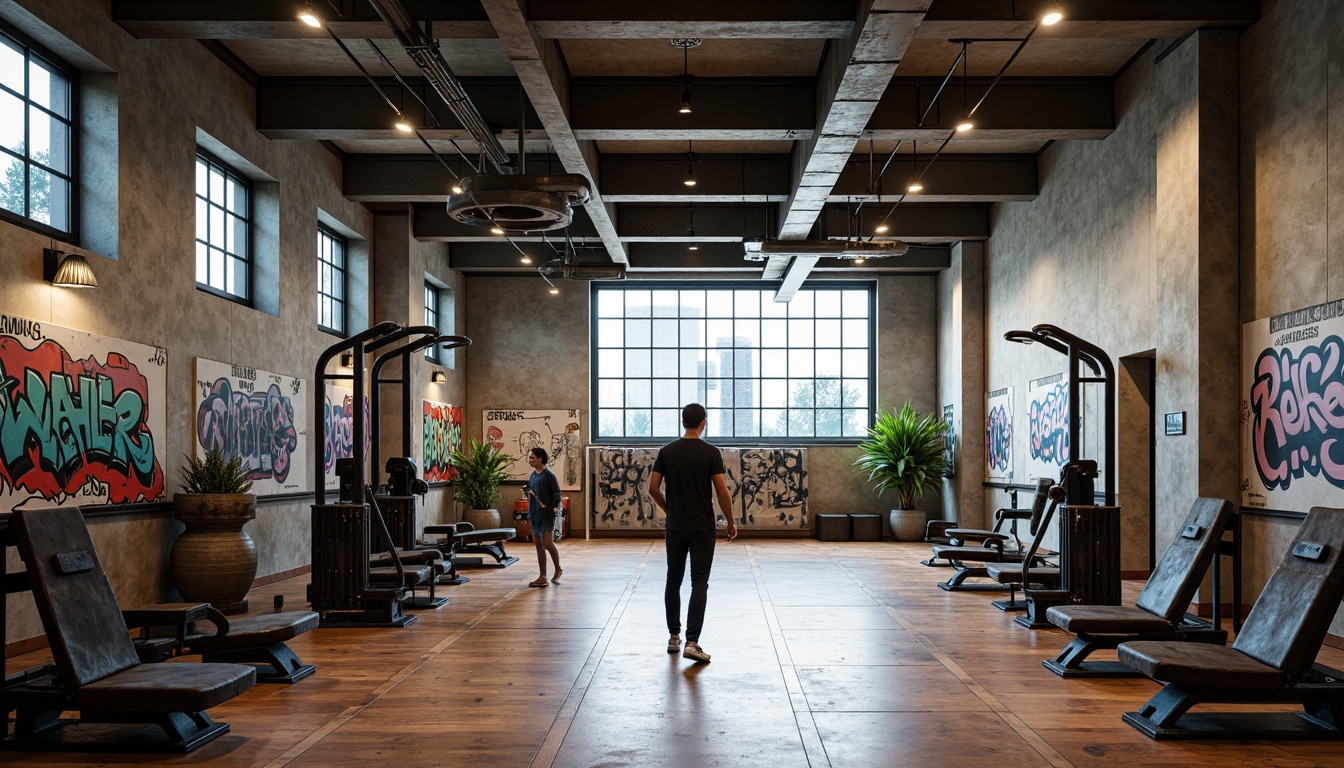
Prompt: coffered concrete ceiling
<box><xmin>114</xmin><ymin>0</ymin><xmax>1260</xmax><ymax>284</ymax></box>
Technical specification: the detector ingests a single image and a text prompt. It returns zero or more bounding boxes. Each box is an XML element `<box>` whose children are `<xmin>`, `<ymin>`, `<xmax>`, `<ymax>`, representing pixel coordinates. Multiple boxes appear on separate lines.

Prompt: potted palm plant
<box><xmin>171</xmin><ymin>449</ymin><xmax>256</xmax><ymax>614</ymax></box>
<box><xmin>449</xmin><ymin>436</ymin><xmax>513</xmax><ymax>530</ymax></box>
<box><xmin>855</xmin><ymin>402</ymin><xmax>951</xmax><ymax>541</ymax></box>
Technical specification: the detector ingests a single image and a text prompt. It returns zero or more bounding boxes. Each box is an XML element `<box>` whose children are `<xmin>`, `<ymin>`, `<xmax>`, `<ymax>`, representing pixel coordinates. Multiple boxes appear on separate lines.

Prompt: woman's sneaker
<box><xmin>682</xmin><ymin>641</ymin><xmax>711</xmax><ymax>663</ymax></box>
<box><xmin>667</xmin><ymin>635</ymin><xmax>681</xmax><ymax>654</ymax></box>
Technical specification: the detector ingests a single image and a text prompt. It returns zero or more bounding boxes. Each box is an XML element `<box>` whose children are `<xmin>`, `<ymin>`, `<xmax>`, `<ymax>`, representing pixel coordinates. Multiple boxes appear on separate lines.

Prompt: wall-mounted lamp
<box><xmin>44</xmin><ymin>248</ymin><xmax>98</xmax><ymax>288</ymax></box>
<box><xmin>339</xmin><ymin>351</ymin><xmax>355</xmax><ymax>368</ymax></box>
<box><xmin>431</xmin><ymin>370</ymin><xmax>447</xmax><ymax>383</ymax></box>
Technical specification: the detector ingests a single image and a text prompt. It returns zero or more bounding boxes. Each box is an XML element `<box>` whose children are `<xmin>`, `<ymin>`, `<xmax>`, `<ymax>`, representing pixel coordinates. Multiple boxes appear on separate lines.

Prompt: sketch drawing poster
<box><xmin>0</xmin><ymin>313</ymin><xmax>167</xmax><ymax>508</ymax></box>
<box><xmin>322</xmin><ymin>381</ymin><xmax>369</xmax><ymax>491</ymax></box>
<box><xmin>194</xmin><ymin>358</ymin><xmax>307</xmax><ymax>495</ymax></box>
<box><xmin>588</xmin><ymin>446</ymin><xmax>808</xmax><ymax>530</ymax></box>
<box><xmin>1241</xmin><ymin>299</ymin><xmax>1344</xmax><ymax>513</ymax></box>
<box><xmin>484</xmin><ymin>409</ymin><xmax>582</xmax><ymax>489</ymax></box>
<box><xmin>985</xmin><ymin>386</ymin><xmax>1014</xmax><ymax>483</ymax></box>
<box><xmin>422</xmin><ymin>399</ymin><xmax>463</xmax><ymax>482</ymax></box>
<box><xmin>1025</xmin><ymin>373</ymin><xmax>1068</xmax><ymax>482</ymax></box>
<box><xmin>942</xmin><ymin>403</ymin><xmax>956</xmax><ymax>476</ymax></box>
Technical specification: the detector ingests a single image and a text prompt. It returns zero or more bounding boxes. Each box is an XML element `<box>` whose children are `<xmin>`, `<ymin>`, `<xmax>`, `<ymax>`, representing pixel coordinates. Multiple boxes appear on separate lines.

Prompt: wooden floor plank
<box><xmin>8</xmin><ymin>539</ymin><xmax>1344</xmax><ymax>767</ymax></box>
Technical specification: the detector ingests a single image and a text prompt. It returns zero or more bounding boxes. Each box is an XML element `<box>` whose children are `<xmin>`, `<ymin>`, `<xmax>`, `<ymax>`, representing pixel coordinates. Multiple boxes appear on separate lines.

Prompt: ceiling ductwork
<box><xmin>366</xmin><ymin>0</ymin><xmax>514</xmax><ymax>174</ymax></box>
<box><xmin>446</xmin><ymin>174</ymin><xmax>592</xmax><ymax>233</ymax></box>
<box><xmin>743</xmin><ymin>239</ymin><xmax>910</xmax><ymax>262</ymax></box>
<box><xmin>540</xmin><ymin>250</ymin><xmax>626</xmax><ymax>281</ymax></box>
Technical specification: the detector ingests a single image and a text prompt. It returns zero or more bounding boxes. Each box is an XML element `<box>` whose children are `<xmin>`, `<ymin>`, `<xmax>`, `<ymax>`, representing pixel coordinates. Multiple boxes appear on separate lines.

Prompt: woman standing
<box><xmin>525</xmin><ymin>447</ymin><xmax>563</xmax><ymax>587</ymax></box>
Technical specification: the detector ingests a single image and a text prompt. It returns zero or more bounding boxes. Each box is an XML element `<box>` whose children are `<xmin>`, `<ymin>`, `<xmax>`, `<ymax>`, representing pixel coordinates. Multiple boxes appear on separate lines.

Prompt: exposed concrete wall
<box><xmin>2</xmin><ymin>0</ymin><xmax>373</xmax><ymax>645</ymax></box>
<box><xmin>937</xmin><ymin>242</ymin><xmax>986</xmax><ymax>528</ymax></box>
<box><xmin>463</xmin><ymin>274</ymin><xmax>940</xmax><ymax>537</ymax></box>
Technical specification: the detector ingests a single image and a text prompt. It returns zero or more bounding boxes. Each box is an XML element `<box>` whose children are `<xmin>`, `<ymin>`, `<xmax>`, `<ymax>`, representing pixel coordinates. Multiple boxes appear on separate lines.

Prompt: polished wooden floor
<box><xmin>8</xmin><ymin>538</ymin><xmax>1344</xmax><ymax>767</ymax></box>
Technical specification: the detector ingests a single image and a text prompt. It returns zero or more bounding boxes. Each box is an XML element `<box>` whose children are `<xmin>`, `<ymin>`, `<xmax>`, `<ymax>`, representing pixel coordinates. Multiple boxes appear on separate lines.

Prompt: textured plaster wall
<box><xmin>1238</xmin><ymin>0</ymin><xmax>1344</xmax><ymax>631</ymax></box>
<box><xmin>463</xmin><ymin>274</ymin><xmax>939</xmax><ymax>537</ymax></box>
<box><xmin>2</xmin><ymin>0</ymin><xmax>373</xmax><ymax>645</ymax></box>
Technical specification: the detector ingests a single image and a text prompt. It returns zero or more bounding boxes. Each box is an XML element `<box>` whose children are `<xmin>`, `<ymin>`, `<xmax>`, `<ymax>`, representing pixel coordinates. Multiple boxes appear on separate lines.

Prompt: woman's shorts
<box><xmin>529</xmin><ymin>512</ymin><xmax>555</xmax><ymax>537</ymax></box>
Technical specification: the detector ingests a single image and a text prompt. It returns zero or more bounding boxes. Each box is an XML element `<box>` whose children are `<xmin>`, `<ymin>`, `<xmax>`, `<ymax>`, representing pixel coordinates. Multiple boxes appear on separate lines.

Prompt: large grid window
<box><xmin>0</xmin><ymin>25</ymin><xmax>74</xmax><ymax>235</ymax></box>
<box><xmin>195</xmin><ymin>149</ymin><xmax>250</xmax><ymax>302</ymax></box>
<box><xmin>317</xmin><ymin>225</ymin><xmax>346</xmax><ymax>334</ymax></box>
<box><xmin>424</xmin><ymin>282</ymin><xmax>440</xmax><ymax>362</ymax></box>
<box><xmin>593</xmin><ymin>282</ymin><xmax>875</xmax><ymax>442</ymax></box>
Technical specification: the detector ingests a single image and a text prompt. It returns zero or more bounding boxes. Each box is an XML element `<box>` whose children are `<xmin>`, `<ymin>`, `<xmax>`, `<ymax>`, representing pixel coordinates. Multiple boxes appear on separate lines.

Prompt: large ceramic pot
<box><xmin>171</xmin><ymin>493</ymin><xmax>257</xmax><ymax>614</ymax></box>
<box><xmin>888</xmin><ymin>509</ymin><xmax>925</xmax><ymax>542</ymax></box>
<box><xmin>464</xmin><ymin>507</ymin><xmax>501</xmax><ymax>531</ymax></box>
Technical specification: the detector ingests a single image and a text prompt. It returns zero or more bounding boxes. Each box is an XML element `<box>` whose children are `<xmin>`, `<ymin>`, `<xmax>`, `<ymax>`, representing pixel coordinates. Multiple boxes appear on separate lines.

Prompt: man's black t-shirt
<box><xmin>652</xmin><ymin>437</ymin><xmax>725</xmax><ymax>531</ymax></box>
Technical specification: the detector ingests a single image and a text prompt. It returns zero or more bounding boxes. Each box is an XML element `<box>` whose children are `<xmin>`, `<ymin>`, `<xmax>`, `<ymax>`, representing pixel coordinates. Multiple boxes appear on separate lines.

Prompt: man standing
<box><xmin>649</xmin><ymin>403</ymin><xmax>737</xmax><ymax>663</ymax></box>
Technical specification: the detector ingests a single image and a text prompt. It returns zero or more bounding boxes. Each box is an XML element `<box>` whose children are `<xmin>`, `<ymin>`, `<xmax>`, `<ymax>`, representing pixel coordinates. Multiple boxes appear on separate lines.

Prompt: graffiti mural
<box><xmin>727</xmin><ymin>448</ymin><xmax>808</xmax><ymax>529</ymax></box>
<box><xmin>942</xmin><ymin>403</ymin><xmax>956</xmax><ymax>476</ymax></box>
<box><xmin>588</xmin><ymin>445</ymin><xmax>809</xmax><ymax>530</ymax></box>
<box><xmin>0</xmin><ymin>314</ymin><xmax>166</xmax><ymax>507</ymax></box>
<box><xmin>1026</xmin><ymin>373</ymin><xmax>1068</xmax><ymax>482</ymax></box>
<box><xmin>423</xmin><ymin>399</ymin><xmax>463</xmax><ymax>482</ymax></box>
<box><xmin>322</xmin><ymin>382</ymin><xmax>370</xmax><ymax>491</ymax></box>
<box><xmin>1242</xmin><ymin>299</ymin><xmax>1344</xmax><ymax>513</ymax></box>
<box><xmin>590</xmin><ymin>447</ymin><xmax>661</xmax><ymax>528</ymax></box>
<box><xmin>985</xmin><ymin>386</ymin><xmax>1014</xmax><ymax>483</ymax></box>
<box><xmin>194</xmin><ymin>358</ymin><xmax>307</xmax><ymax>495</ymax></box>
<box><xmin>483</xmin><ymin>409</ymin><xmax>582</xmax><ymax>490</ymax></box>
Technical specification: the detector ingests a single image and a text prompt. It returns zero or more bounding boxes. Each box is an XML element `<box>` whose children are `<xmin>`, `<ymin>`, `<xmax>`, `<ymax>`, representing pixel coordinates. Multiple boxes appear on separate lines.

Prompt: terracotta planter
<box><xmin>888</xmin><ymin>509</ymin><xmax>925</xmax><ymax>542</ymax></box>
<box><xmin>464</xmin><ymin>507</ymin><xmax>501</xmax><ymax>531</ymax></box>
<box><xmin>171</xmin><ymin>493</ymin><xmax>257</xmax><ymax>614</ymax></box>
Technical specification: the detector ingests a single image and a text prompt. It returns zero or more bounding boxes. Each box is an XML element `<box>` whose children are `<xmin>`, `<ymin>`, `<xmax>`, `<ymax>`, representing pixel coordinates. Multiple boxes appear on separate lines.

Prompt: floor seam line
<box><xmin>749</xmin><ymin>543</ymin><xmax>832</xmax><ymax>768</ymax></box>
<box><xmin>829</xmin><ymin>554</ymin><xmax>1076</xmax><ymax>768</ymax></box>
<box><xmin>529</xmin><ymin>541</ymin><xmax>657</xmax><ymax>768</ymax></box>
<box><xmin>261</xmin><ymin>580</ymin><xmax>529</xmax><ymax>768</ymax></box>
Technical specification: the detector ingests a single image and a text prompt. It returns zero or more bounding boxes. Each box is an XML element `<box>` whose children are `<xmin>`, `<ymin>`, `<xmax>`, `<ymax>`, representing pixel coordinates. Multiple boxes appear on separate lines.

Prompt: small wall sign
<box><xmin>1164</xmin><ymin>411</ymin><xmax>1186</xmax><ymax>436</ymax></box>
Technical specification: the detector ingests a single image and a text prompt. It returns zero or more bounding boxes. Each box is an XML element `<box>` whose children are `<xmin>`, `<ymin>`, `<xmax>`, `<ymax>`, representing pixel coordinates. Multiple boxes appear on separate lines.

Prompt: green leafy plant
<box><xmin>449</xmin><ymin>437</ymin><xmax>513</xmax><ymax>509</ymax></box>
<box><xmin>854</xmin><ymin>402</ymin><xmax>951</xmax><ymax>509</ymax></box>
<box><xmin>179</xmin><ymin>449</ymin><xmax>254</xmax><ymax>494</ymax></box>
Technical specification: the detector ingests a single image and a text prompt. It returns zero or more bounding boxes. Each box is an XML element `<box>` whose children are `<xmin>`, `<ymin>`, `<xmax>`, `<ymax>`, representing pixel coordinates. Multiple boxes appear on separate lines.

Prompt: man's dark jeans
<box><xmin>665</xmin><ymin>528</ymin><xmax>717</xmax><ymax>642</ymax></box>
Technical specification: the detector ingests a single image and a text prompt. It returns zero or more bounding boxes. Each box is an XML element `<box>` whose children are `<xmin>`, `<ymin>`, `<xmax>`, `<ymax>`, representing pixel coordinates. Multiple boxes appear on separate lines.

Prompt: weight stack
<box><xmin>374</xmin><ymin>495</ymin><xmax>417</xmax><ymax>551</ymax></box>
<box><xmin>311</xmin><ymin>503</ymin><xmax>371</xmax><ymax>613</ymax></box>
<box><xmin>1059</xmin><ymin>505</ymin><xmax>1122</xmax><ymax>605</ymax></box>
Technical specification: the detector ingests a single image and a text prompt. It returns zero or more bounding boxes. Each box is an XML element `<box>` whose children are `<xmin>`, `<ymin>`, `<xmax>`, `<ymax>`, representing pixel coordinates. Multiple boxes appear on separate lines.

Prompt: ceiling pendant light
<box><xmin>688</xmin><ymin>205</ymin><xmax>699</xmax><ymax>249</ymax></box>
<box><xmin>907</xmin><ymin>139</ymin><xmax>923</xmax><ymax>194</ymax></box>
<box><xmin>394</xmin><ymin>114</ymin><xmax>413</xmax><ymax>132</ymax></box>
<box><xmin>683</xmin><ymin>141</ymin><xmax>697</xmax><ymax>187</ymax></box>
<box><xmin>520</xmin><ymin>253</ymin><xmax>532</xmax><ymax>264</ymax></box>
<box><xmin>875</xmin><ymin>219</ymin><xmax>889</xmax><ymax>234</ymax></box>
<box><xmin>298</xmin><ymin>1</ymin><xmax>322</xmax><ymax>27</ymax></box>
<box><xmin>956</xmin><ymin>41</ymin><xmax>974</xmax><ymax>133</ymax></box>
<box><xmin>672</xmin><ymin>38</ymin><xmax>701</xmax><ymax>115</ymax></box>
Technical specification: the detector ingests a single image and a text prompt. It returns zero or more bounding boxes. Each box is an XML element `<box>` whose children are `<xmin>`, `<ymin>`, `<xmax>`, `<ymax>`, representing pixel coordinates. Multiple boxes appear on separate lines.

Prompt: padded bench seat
<box><xmin>984</xmin><ymin>564</ymin><xmax>1059</xmax><ymax>585</ymax></box>
<box><xmin>1047</xmin><ymin>605</ymin><xmax>1176</xmax><ymax>635</ymax></box>
<box><xmin>1119</xmin><ymin>641</ymin><xmax>1285</xmax><ymax>690</ymax></box>
<box><xmin>75</xmin><ymin>663</ymin><xmax>256</xmax><ymax>712</ymax></box>
<box><xmin>196</xmin><ymin>612</ymin><xmax>319</xmax><ymax>652</ymax></box>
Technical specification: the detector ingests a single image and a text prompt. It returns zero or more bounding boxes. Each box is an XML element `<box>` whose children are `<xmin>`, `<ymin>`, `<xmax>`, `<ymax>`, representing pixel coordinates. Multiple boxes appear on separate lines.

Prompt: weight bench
<box><xmin>923</xmin><ymin>480</ymin><xmax>1051</xmax><ymax>563</ymax></box>
<box><xmin>124</xmin><ymin>603</ymin><xmax>319</xmax><ymax>684</ymax></box>
<box><xmin>1041</xmin><ymin>497</ymin><xmax>1233</xmax><ymax>677</ymax></box>
<box><xmin>424</xmin><ymin>522</ymin><xmax>519</xmax><ymax>567</ymax></box>
<box><xmin>929</xmin><ymin>479</ymin><xmax>1055</xmax><ymax>590</ymax></box>
<box><xmin>2</xmin><ymin>507</ymin><xmax>256</xmax><ymax>752</ymax></box>
<box><xmin>1118</xmin><ymin>505</ymin><xmax>1344</xmax><ymax>740</ymax></box>
<box><xmin>985</xmin><ymin>493</ymin><xmax>1063</xmax><ymax>610</ymax></box>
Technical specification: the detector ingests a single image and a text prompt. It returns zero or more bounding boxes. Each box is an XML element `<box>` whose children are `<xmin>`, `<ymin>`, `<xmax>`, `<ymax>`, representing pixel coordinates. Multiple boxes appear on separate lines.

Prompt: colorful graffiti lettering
<box><xmin>196</xmin><ymin>378</ymin><xmax>297</xmax><ymax>483</ymax></box>
<box><xmin>422</xmin><ymin>401</ymin><xmax>463</xmax><ymax>482</ymax></box>
<box><xmin>0</xmin><ymin>337</ymin><xmax>163</xmax><ymax>503</ymax></box>
<box><xmin>1249</xmin><ymin>335</ymin><xmax>1344</xmax><ymax>492</ymax></box>
<box><xmin>986</xmin><ymin>403</ymin><xmax>1012</xmax><ymax>472</ymax></box>
<box><xmin>324</xmin><ymin>393</ymin><xmax>370</xmax><ymax>471</ymax></box>
<box><xmin>1028</xmin><ymin>384</ymin><xmax>1069</xmax><ymax>465</ymax></box>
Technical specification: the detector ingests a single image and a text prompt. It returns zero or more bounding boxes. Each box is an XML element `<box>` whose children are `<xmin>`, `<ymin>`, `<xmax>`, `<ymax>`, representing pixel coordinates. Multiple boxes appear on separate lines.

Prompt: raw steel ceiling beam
<box><xmin>526</xmin><ymin>0</ymin><xmax>856</xmax><ymax>39</ymax></box>
<box><xmin>767</xmin><ymin>1</ymin><xmax>926</xmax><ymax>300</ymax></box>
<box><xmin>477</xmin><ymin>0</ymin><xmax>626</xmax><ymax>264</ymax></box>
<box><xmin>113</xmin><ymin>0</ymin><xmax>495</xmax><ymax>39</ymax></box>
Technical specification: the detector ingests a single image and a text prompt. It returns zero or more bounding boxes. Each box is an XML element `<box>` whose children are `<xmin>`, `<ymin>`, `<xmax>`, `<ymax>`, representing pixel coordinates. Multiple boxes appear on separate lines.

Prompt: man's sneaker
<box><xmin>683</xmin><ymin>641</ymin><xmax>711</xmax><ymax>663</ymax></box>
<box><xmin>667</xmin><ymin>635</ymin><xmax>681</xmax><ymax>654</ymax></box>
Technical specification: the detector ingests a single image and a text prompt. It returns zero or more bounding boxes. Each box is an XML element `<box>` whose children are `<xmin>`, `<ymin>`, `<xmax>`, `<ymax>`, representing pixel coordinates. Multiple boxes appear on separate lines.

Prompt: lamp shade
<box><xmin>51</xmin><ymin>252</ymin><xmax>98</xmax><ymax>288</ymax></box>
